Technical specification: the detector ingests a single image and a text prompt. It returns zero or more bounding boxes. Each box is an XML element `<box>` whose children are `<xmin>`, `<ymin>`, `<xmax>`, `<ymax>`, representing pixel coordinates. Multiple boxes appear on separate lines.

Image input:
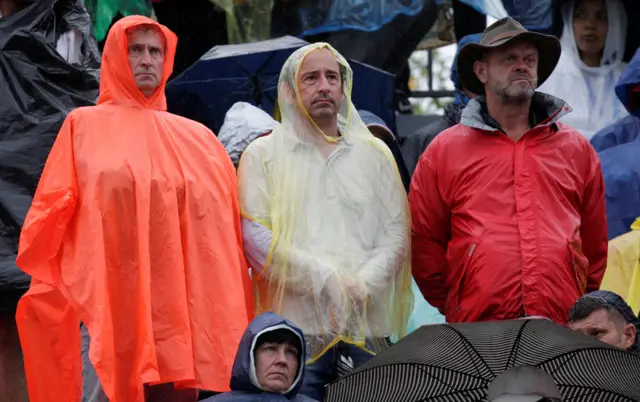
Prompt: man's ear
<box><xmin>473</xmin><ymin>59</ymin><xmax>488</xmax><ymax>85</ymax></box>
<box><xmin>621</xmin><ymin>323</ymin><xmax>637</xmax><ymax>350</ymax></box>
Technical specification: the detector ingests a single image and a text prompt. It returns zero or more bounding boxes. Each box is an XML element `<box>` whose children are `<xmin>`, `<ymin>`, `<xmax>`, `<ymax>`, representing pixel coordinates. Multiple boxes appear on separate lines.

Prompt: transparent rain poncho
<box><xmin>238</xmin><ymin>43</ymin><xmax>413</xmax><ymax>361</ymax></box>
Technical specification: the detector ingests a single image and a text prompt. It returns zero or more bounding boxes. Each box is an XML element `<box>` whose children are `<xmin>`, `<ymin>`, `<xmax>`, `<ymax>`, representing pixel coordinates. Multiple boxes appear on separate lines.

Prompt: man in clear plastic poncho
<box><xmin>237</xmin><ymin>43</ymin><xmax>413</xmax><ymax>401</ymax></box>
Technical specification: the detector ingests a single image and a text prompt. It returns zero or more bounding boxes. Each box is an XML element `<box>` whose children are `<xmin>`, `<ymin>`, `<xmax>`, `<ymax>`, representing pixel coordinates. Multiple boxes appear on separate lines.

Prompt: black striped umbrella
<box><xmin>325</xmin><ymin>319</ymin><xmax>640</xmax><ymax>402</ymax></box>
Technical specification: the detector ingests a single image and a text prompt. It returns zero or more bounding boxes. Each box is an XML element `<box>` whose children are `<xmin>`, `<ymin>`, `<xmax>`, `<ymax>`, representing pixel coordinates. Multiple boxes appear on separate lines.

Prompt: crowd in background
<box><xmin>1</xmin><ymin>0</ymin><xmax>640</xmax><ymax>401</ymax></box>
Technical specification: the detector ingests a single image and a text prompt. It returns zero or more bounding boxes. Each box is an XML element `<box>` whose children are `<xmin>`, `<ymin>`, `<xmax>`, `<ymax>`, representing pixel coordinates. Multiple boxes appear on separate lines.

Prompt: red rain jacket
<box><xmin>409</xmin><ymin>94</ymin><xmax>608</xmax><ymax>324</ymax></box>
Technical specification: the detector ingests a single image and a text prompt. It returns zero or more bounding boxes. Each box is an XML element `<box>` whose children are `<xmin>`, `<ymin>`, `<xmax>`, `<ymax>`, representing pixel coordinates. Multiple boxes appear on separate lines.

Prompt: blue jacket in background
<box><xmin>203</xmin><ymin>312</ymin><xmax>317</xmax><ymax>402</ymax></box>
<box><xmin>591</xmin><ymin>48</ymin><xmax>640</xmax><ymax>152</ymax></box>
<box><xmin>590</xmin><ymin>48</ymin><xmax>640</xmax><ymax>239</ymax></box>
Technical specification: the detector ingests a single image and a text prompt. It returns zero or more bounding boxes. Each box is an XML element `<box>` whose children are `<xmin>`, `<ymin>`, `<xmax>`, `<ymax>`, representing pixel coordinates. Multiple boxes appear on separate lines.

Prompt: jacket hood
<box><xmin>97</xmin><ymin>15</ymin><xmax>177</xmax><ymax>110</ymax></box>
<box><xmin>461</xmin><ymin>92</ymin><xmax>571</xmax><ymax>132</ymax></box>
<box><xmin>615</xmin><ymin>48</ymin><xmax>640</xmax><ymax>117</ymax></box>
<box><xmin>450</xmin><ymin>33</ymin><xmax>482</xmax><ymax>91</ymax></box>
<box><xmin>230</xmin><ymin>312</ymin><xmax>306</xmax><ymax>399</ymax></box>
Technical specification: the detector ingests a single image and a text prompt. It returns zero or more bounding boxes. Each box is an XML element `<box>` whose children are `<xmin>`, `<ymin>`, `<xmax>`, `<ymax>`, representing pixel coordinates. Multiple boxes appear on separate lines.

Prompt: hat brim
<box><xmin>456</xmin><ymin>31</ymin><xmax>561</xmax><ymax>95</ymax></box>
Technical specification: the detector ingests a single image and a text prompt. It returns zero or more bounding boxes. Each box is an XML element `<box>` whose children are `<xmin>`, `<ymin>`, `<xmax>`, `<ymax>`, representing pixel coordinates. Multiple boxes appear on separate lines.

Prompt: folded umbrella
<box><xmin>325</xmin><ymin>319</ymin><xmax>640</xmax><ymax>402</ymax></box>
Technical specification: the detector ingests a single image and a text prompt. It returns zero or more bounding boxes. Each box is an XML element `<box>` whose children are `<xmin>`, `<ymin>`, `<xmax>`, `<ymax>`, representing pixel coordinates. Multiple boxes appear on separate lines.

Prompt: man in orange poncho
<box><xmin>15</xmin><ymin>16</ymin><xmax>254</xmax><ymax>402</ymax></box>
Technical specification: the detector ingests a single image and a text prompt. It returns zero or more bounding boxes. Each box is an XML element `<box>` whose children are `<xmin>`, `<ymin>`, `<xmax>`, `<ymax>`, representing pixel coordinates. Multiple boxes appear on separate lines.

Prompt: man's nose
<box><xmin>317</xmin><ymin>76</ymin><xmax>331</xmax><ymax>93</ymax></box>
<box><xmin>140</xmin><ymin>49</ymin><xmax>153</xmax><ymax>66</ymax></box>
<box><xmin>585</xmin><ymin>15</ymin><xmax>598</xmax><ymax>28</ymax></box>
<box><xmin>513</xmin><ymin>58</ymin><xmax>527</xmax><ymax>71</ymax></box>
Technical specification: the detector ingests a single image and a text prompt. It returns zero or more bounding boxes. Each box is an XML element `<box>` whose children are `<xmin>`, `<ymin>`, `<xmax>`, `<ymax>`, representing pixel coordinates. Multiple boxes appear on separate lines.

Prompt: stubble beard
<box><xmin>495</xmin><ymin>83</ymin><xmax>535</xmax><ymax>105</ymax></box>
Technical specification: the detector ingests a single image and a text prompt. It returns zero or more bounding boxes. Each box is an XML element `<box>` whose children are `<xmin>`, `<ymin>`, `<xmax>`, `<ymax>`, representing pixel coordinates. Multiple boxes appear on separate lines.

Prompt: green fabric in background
<box><xmin>83</xmin><ymin>0</ymin><xmax>154</xmax><ymax>42</ymax></box>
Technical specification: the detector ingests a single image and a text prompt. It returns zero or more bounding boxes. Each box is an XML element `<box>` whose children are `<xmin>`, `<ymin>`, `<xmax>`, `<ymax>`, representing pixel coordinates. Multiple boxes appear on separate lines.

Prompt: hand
<box><xmin>343</xmin><ymin>277</ymin><xmax>367</xmax><ymax>306</ymax></box>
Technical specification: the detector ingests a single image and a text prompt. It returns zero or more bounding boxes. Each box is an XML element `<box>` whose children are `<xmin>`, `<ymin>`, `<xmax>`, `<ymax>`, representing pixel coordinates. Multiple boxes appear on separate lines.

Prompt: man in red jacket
<box><xmin>409</xmin><ymin>17</ymin><xmax>608</xmax><ymax>324</ymax></box>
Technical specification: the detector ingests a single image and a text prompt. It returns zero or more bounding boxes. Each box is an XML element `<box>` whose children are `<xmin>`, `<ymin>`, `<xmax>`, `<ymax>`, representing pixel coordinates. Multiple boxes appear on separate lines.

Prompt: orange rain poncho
<box><xmin>15</xmin><ymin>16</ymin><xmax>254</xmax><ymax>402</ymax></box>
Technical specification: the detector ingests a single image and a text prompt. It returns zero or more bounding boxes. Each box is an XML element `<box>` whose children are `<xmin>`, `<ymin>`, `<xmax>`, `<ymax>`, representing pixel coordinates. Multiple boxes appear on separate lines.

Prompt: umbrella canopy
<box><xmin>325</xmin><ymin>319</ymin><xmax>640</xmax><ymax>402</ymax></box>
<box><xmin>165</xmin><ymin>35</ymin><xmax>396</xmax><ymax>134</ymax></box>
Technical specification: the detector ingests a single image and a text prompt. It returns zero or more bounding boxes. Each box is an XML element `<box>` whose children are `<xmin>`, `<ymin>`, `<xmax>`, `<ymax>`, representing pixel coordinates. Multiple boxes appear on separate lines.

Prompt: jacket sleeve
<box><xmin>580</xmin><ymin>146</ymin><xmax>608</xmax><ymax>292</ymax></box>
<box><xmin>408</xmin><ymin>144</ymin><xmax>450</xmax><ymax>311</ymax></box>
<box><xmin>16</xmin><ymin>114</ymin><xmax>79</xmax><ymax>285</ymax></box>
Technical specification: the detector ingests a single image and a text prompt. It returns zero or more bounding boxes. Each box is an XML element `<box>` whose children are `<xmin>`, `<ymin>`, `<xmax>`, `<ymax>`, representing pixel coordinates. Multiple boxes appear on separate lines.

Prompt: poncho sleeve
<box><xmin>15</xmin><ymin>113</ymin><xmax>82</xmax><ymax>402</ymax></box>
<box><xmin>17</xmin><ymin>113</ymin><xmax>79</xmax><ymax>284</ymax></box>
<box><xmin>356</xmin><ymin>142</ymin><xmax>410</xmax><ymax>296</ymax></box>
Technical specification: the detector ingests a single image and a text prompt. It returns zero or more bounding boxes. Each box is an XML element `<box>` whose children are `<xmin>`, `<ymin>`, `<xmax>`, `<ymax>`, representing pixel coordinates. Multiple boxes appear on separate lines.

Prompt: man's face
<box><xmin>255</xmin><ymin>341</ymin><xmax>299</xmax><ymax>393</ymax></box>
<box><xmin>474</xmin><ymin>41</ymin><xmax>539</xmax><ymax>103</ymax></box>
<box><xmin>126</xmin><ymin>27</ymin><xmax>165</xmax><ymax>98</ymax></box>
<box><xmin>296</xmin><ymin>48</ymin><xmax>343</xmax><ymax>124</ymax></box>
<box><xmin>569</xmin><ymin>309</ymin><xmax>636</xmax><ymax>350</ymax></box>
<box><xmin>573</xmin><ymin>0</ymin><xmax>608</xmax><ymax>58</ymax></box>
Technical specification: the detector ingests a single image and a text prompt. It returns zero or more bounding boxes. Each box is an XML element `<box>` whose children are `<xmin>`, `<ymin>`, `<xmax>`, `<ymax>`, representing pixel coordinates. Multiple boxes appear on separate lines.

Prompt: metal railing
<box><xmin>410</xmin><ymin>49</ymin><xmax>455</xmax><ymax>99</ymax></box>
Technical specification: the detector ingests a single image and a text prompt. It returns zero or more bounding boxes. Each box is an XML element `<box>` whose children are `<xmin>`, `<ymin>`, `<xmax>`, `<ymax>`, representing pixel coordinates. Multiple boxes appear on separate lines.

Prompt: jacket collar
<box><xmin>461</xmin><ymin>92</ymin><xmax>572</xmax><ymax>133</ymax></box>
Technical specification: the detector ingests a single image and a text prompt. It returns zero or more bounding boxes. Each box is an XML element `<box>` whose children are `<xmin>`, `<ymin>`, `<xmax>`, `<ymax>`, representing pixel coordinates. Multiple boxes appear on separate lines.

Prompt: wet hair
<box><xmin>254</xmin><ymin>329</ymin><xmax>302</xmax><ymax>358</ymax></box>
<box><xmin>569</xmin><ymin>296</ymin><xmax>625</xmax><ymax>324</ymax></box>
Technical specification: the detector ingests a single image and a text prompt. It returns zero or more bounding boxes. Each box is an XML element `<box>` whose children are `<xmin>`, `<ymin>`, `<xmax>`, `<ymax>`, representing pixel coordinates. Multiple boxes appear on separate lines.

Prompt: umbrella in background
<box><xmin>325</xmin><ymin>319</ymin><xmax>640</xmax><ymax>402</ymax></box>
<box><xmin>165</xmin><ymin>35</ymin><xmax>396</xmax><ymax>134</ymax></box>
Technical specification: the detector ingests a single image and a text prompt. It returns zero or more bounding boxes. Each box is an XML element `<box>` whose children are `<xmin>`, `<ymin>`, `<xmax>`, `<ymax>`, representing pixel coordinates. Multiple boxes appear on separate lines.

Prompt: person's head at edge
<box><xmin>291</xmin><ymin>46</ymin><xmax>345</xmax><ymax>138</ymax></box>
<box><xmin>572</xmin><ymin>0</ymin><xmax>608</xmax><ymax>68</ymax></box>
<box><xmin>126</xmin><ymin>24</ymin><xmax>166</xmax><ymax>98</ymax></box>
<box><xmin>253</xmin><ymin>328</ymin><xmax>302</xmax><ymax>393</ymax></box>
<box><xmin>358</xmin><ymin>110</ymin><xmax>394</xmax><ymax>144</ymax></box>
<box><xmin>568</xmin><ymin>290</ymin><xmax>639</xmax><ymax>351</ymax></box>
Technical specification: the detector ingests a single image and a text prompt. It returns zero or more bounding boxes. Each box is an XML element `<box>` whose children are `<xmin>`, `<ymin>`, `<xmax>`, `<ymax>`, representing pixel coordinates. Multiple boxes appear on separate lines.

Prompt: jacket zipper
<box><xmin>456</xmin><ymin>243</ymin><xmax>477</xmax><ymax>312</ymax></box>
<box><xmin>568</xmin><ymin>244</ymin><xmax>586</xmax><ymax>293</ymax></box>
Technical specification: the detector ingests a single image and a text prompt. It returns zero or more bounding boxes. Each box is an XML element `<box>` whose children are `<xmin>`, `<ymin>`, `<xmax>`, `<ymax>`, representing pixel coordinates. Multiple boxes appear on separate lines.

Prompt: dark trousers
<box><xmin>298</xmin><ymin>340</ymin><xmax>379</xmax><ymax>401</ymax></box>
